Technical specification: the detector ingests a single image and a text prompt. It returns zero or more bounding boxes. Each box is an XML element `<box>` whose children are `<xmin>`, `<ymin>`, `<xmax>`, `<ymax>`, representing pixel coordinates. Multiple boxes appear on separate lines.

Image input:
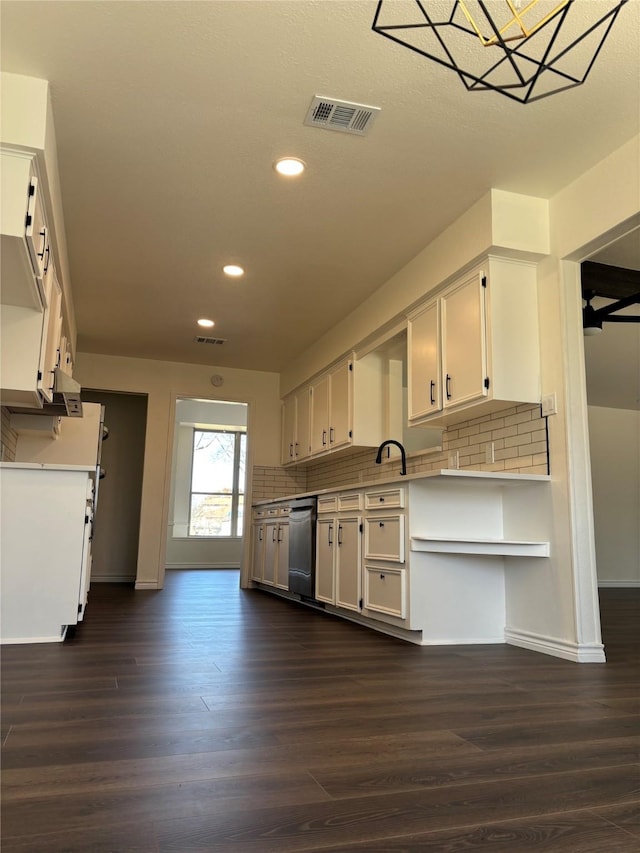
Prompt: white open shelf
<box><xmin>411</xmin><ymin>536</ymin><xmax>550</xmax><ymax>558</ymax></box>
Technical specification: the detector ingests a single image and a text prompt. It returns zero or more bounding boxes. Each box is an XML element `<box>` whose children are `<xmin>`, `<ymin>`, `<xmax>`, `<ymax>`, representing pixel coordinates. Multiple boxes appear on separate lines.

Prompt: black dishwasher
<box><xmin>288</xmin><ymin>496</ymin><xmax>318</xmax><ymax>600</ymax></box>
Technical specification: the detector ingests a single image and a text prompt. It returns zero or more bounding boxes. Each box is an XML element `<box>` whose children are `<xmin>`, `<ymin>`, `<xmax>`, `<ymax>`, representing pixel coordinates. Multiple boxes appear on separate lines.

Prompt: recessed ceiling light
<box><xmin>223</xmin><ymin>264</ymin><xmax>244</xmax><ymax>277</ymax></box>
<box><xmin>197</xmin><ymin>318</ymin><xmax>215</xmax><ymax>328</ymax></box>
<box><xmin>274</xmin><ymin>157</ymin><xmax>305</xmax><ymax>177</ymax></box>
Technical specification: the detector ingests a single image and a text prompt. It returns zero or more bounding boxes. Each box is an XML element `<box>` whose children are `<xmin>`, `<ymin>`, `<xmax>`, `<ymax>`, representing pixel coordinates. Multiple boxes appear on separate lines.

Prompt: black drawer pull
<box><xmin>379</xmin><ymin>522</ymin><xmax>384</xmax><ymax>528</ymax></box>
<box><xmin>380</xmin><ymin>573</ymin><xmax>385</xmax><ymax>580</ymax></box>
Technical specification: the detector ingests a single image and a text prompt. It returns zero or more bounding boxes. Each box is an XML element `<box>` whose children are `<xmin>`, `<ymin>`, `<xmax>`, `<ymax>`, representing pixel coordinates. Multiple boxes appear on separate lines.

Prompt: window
<box><xmin>189</xmin><ymin>429</ymin><xmax>246</xmax><ymax>536</ymax></box>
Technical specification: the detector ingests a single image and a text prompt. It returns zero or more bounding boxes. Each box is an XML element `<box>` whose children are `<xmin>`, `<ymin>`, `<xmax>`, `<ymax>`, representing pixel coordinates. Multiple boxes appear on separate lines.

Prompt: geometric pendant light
<box><xmin>372</xmin><ymin>0</ymin><xmax>629</xmax><ymax>104</ymax></box>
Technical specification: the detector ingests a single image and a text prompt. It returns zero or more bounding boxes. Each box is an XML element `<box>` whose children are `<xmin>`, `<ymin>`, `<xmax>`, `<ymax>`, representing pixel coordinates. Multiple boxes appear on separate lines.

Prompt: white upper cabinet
<box><xmin>0</xmin><ymin>156</ymin><xmax>64</xmax><ymax>410</ymax></box>
<box><xmin>1</xmin><ymin>151</ymin><xmax>46</xmax><ymax>311</ymax></box>
<box><xmin>319</xmin><ymin>358</ymin><xmax>351</xmax><ymax>452</ymax></box>
<box><xmin>281</xmin><ymin>385</ymin><xmax>311</xmax><ymax>466</ymax></box>
<box><xmin>408</xmin><ymin>258</ymin><xmax>540</xmax><ymax>426</ymax></box>
<box><xmin>281</xmin><ymin>394</ymin><xmax>297</xmax><ymax>465</ymax></box>
<box><xmin>1</xmin><ymin>75</ymin><xmax>74</xmax><ymax>412</ymax></box>
<box><xmin>407</xmin><ymin>300</ymin><xmax>440</xmax><ymax>421</ymax></box>
<box><xmin>307</xmin><ymin>353</ymin><xmax>384</xmax><ymax>461</ymax></box>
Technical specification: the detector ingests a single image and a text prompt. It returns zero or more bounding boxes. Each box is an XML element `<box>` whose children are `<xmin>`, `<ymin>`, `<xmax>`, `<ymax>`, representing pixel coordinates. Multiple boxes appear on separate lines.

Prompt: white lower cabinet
<box><xmin>0</xmin><ymin>464</ymin><xmax>95</xmax><ymax>644</ymax></box>
<box><xmin>315</xmin><ymin>491</ymin><xmax>362</xmax><ymax>612</ymax></box>
<box><xmin>361</xmin><ymin>486</ymin><xmax>408</xmax><ymax>623</ymax></box>
<box><xmin>364</xmin><ymin>565</ymin><xmax>407</xmax><ymax>620</ymax></box>
<box><xmin>251</xmin><ymin>505</ymin><xmax>289</xmax><ymax>589</ymax></box>
<box><xmin>254</xmin><ymin>471</ymin><xmax>552</xmax><ymax>650</ymax></box>
<box><xmin>251</xmin><ymin>517</ymin><xmax>266</xmax><ymax>582</ymax></box>
<box><xmin>316</xmin><ymin>515</ymin><xmax>362</xmax><ymax>612</ymax></box>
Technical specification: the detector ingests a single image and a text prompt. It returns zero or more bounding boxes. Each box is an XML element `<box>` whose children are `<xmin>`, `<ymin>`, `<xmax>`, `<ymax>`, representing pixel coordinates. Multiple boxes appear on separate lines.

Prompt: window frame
<box><xmin>187</xmin><ymin>427</ymin><xmax>246</xmax><ymax>538</ymax></box>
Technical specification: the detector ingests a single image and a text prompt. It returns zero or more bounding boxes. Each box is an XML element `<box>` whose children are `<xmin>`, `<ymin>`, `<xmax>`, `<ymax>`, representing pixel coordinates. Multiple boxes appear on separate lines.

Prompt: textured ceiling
<box><xmin>1</xmin><ymin>0</ymin><xmax>639</xmax><ymax>374</ymax></box>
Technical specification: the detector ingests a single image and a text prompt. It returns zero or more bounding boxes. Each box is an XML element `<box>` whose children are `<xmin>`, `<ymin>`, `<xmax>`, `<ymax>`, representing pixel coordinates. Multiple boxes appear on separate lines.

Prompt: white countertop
<box><xmin>0</xmin><ymin>462</ymin><xmax>96</xmax><ymax>473</ymax></box>
<box><xmin>253</xmin><ymin>468</ymin><xmax>550</xmax><ymax>506</ymax></box>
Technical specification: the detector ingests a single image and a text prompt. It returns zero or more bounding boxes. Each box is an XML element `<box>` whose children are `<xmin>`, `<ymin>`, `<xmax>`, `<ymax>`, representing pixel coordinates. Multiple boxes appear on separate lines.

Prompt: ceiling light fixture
<box><xmin>223</xmin><ymin>264</ymin><xmax>244</xmax><ymax>277</ymax></box>
<box><xmin>274</xmin><ymin>157</ymin><xmax>305</xmax><ymax>177</ymax></box>
<box><xmin>197</xmin><ymin>318</ymin><xmax>215</xmax><ymax>328</ymax></box>
<box><xmin>372</xmin><ymin>0</ymin><xmax>629</xmax><ymax>104</ymax></box>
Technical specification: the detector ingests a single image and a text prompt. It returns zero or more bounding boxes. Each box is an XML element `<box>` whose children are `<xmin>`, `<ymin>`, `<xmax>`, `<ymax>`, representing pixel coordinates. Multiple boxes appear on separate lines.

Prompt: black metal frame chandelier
<box><xmin>372</xmin><ymin>0</ymin><xmax>629</xmax><ymax>104</ymax></box>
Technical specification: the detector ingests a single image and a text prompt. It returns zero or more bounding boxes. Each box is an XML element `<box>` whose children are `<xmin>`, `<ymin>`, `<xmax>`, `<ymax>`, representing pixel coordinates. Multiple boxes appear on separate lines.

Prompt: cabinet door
<box><xmin>25</xmin><ymin>175</ymin><xmax>49</xmax><ymax>282</ymax></box>
<box><xmin>38</xmin><ymin>266</ymin><xmax>63</xmax><ymax>403</ymax></box>
<box><xmin>335</xmin><ymin>516</ymin><xmax>361</xmax><ymax>612</ymax></box>
<box><xmin>281</xmin><ymin>395</ymin><xmax>296</xmax><ymax>465</ymax></box>
<box><xmin>310</xmin><ymin>374</ymin><xmax>330</xmax><ymax>455</ymax></box>
<box><xmin>275</xmin><ymin>523</ymin><xmax>289</xmax><ymax>590</ymax></box>
<box><xmin>263</xmin><ymin>521</ymin><xmax>278</xmax><ymax>586</ymax></box>
<box><xmin>328</xmin><ymin>360</ymin><xmax>351</xmax><ymax>449</ymax></box>
<box><xmin>295</xmin><ymin>386</ymin><xmax>311</xmax><ymax>460</ymax></box>
<box><xmin>442</xmin><ymin>273</ymin><xmax>487</xmax><ymax>409</ymax></box>
<box><xmin>408</xmin><ymin>300</ymin><xmax>441</xmax><ymax>420</ymax></box>
<box><xmin>315</xmin><ymin>517</ymin><xmax>335</xmax><ymax>604</ymax></box>
<box><xmin>251</xmin><ymin>522</ymin><xmax>265</xmax><ymax>581</ymax></box>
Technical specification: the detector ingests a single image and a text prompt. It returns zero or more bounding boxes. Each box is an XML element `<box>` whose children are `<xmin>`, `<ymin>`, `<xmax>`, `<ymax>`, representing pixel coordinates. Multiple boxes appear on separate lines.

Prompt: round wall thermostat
<box><xmin>210</xmin><ymin>374</ymin><xmax>224</xmax><ymax>387</ymax></box>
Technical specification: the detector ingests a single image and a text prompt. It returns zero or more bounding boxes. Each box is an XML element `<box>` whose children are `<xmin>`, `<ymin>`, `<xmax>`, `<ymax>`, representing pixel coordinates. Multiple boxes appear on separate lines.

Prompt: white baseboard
<box><xmin>134</xmin><ymin>581</ymin><xmax>160</xmax><ymax>590</ymax></box>
<box><xmin>1</xmin><ymin>631</ymin><xmax>66</xmax><ymax>644</ymax></box>
<box><xmin>505</xmin><ymin>628</ymin><xmax>606</xmax><ymax>663</ymax></box>
<box><xmin>165</xmin><ymin>563</ymin><xmax>240</xmax><ymax>570</ymax></box>
<box><xmin>598</xmin><ymin>580</ymin><xmax>640</xmax><ymax>588</ymax></box>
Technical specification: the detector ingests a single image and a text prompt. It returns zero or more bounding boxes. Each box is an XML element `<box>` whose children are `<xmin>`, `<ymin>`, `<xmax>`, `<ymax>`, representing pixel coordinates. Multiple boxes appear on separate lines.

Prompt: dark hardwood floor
<box><xmin>1</xmin><ymin>571</ymin><xmax>638</xmax><ymax>852</ymax></box>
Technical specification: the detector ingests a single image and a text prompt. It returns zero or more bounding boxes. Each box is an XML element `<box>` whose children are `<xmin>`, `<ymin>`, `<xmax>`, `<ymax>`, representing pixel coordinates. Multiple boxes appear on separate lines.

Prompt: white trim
<box><xmin>165</xmin><ymin>562</ymin><xmax>240</xmax><ymax>570</ymax></box>
<box><xmin>598</xmin><ymin>580</ymin><xmax>640</xmax><ymax>588</ymax></box>
<box><xmin>135</xmin><ymin>581</ymin><xmax>160</xmax><ymax>590</ymax></box>
<box><xmin>505</xmin><ymin>627</ymin><xmax>606</xmax><ymax>663</ymax></box>
<box><xmin>1</xmin><ymin>626</ymin><xmax>67</xmax><ymax>645</ymax></box>
<box><xmin>558</xmin><ymin>260</ymin><xmax>603</xmax><ymax>650</ymax></box>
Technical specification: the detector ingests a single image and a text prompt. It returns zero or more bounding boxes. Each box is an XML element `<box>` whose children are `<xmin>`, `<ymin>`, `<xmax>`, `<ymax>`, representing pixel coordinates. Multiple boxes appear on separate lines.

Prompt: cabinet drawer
<box><xmin>253</xmin><ymin>508</ymin><xmax>267</xmax><ymax>519</ymax></box>
<box><xmin>318</xmin><ymin>494</ymin><xmax>338</xmax><ymax>514</ymax></box>
<box><xmin>337</xmin><ymin>492</ymin><xmax>362</xmax><ymax>512</ymax></box>
<box><xmin>364</xmin><ymin>515</ymin><xmax>404</xmax><ymax>562</ymax></box>
<box><xmin>365</xmin><ymin>488</ymin><xmax>405</xmax><ymax>510</ymax></box>
<box><xmin>364</xmin><ymin>565</ymin><xmax>406</xmax><ymax>619</ymax></box>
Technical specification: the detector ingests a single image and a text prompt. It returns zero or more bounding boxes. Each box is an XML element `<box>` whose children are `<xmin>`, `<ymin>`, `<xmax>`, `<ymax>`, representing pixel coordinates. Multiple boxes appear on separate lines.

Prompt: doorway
<box><xmin>81</xmin><ymin>389</ymin><xmax>148</xmax><ymax>583</ymax></box>
<box><xmin>581</xmin><ymin>230</ymin><xmax>640</xmax><ymax>588</ymax></box>
<box><xmin>166</xmin><ymin>397</ymin><xmax>248</xmax><ymax>570</ymax></box>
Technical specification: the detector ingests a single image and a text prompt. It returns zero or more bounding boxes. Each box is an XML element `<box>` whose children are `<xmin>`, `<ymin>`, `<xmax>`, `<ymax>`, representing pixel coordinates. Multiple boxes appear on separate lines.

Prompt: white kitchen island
<box><xmin>0</xmin><ymin>462</ymin><xmax>95</xmax><ymax>643</ymax></box>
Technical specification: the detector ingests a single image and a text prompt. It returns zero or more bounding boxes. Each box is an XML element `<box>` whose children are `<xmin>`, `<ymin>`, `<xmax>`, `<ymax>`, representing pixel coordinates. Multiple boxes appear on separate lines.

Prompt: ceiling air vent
<box><xmin>194</xmin><ymin>336</ymin><xmax>227</xmax><ymax>345</ymax></box>
<box><xmin>304</xmin><ymin>96</ymin><xmax>380</xmax><ymax>136</ymax></box>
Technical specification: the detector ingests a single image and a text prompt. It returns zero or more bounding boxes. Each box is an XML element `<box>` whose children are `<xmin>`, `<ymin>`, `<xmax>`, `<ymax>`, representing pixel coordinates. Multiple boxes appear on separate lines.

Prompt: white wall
<box><xmin>588</xmin><ymin>405</ymin><xmax>640</xmax><ymax>586</ymax></box>
<box><xmin>74</xmin><ymin>352</ymin><xmax>281</xmax><ymax>588</ymax></box>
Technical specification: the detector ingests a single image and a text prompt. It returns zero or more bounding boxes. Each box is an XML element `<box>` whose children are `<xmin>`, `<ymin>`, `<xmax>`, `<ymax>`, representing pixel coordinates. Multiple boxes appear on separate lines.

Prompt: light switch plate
<box><xmin>542</xmin><ymin>393</ymin><xmax>557</xmax><ymax>416</ymax></box>
<box><xmin>448</xmin><ymin>450</ymin><xmax>459</xmax><ymax>469</ymax></box>
<box><xmin>485</xmin><ymin>442</ymin><xmax>495</xmax><ymax>464</ymax></box>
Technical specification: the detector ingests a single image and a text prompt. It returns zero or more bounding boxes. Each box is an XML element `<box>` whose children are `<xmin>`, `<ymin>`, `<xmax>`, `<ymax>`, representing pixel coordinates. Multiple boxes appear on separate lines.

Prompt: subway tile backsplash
<box><xmin>251</xmin><ymin>403</ymin><xmax>548</xmax><ymax>502</ymax></box>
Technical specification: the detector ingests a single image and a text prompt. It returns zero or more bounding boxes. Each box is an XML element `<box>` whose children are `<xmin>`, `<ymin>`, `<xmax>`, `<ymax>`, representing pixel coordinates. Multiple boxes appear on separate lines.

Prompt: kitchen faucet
<box><xmin>375</xmin><ymin>440</ymin><xmax>407</xmax><ymax>476</ymax></box>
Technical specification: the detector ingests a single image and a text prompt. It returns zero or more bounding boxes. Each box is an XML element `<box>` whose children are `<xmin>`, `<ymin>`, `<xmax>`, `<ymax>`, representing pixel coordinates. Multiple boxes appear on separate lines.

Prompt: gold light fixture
<box><xmin>459</xmin><ymin>0</ymin><xmax>572</xmax><ymax>46</ymax></box>
<box><xmin>372</xmin><ymin>0</ymin><xmax>629</xmax><ymax>104</ymax></box>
